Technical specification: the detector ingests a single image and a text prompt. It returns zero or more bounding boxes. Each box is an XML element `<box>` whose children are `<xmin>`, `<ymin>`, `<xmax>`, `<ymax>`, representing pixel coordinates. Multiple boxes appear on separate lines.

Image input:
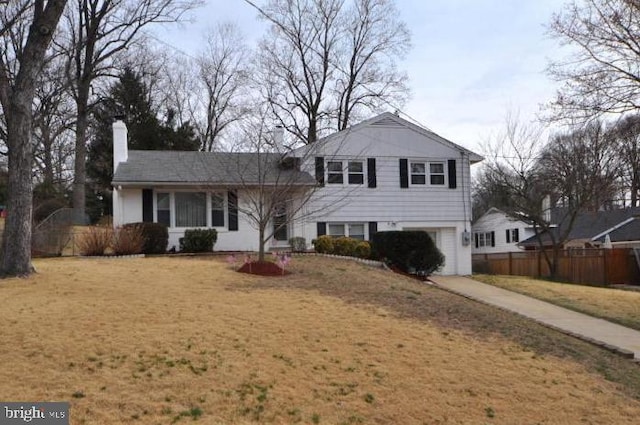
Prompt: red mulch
<box><xmin>237</xmin><ymin>261</ymin><xmax>290</xmax><ymax>276</ymax></box>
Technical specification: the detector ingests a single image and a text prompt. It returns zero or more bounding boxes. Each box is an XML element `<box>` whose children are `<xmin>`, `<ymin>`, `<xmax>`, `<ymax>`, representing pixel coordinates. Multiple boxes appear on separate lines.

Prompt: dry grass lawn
<box><xmin>474</xmin><ymin>274</ymin><xmax>640</xmax><ymax>331</ymax></box>
<box><xmin>1</xmin><ymin>256</ymin><xmax>640</xmax><ymax>424</ymax></box>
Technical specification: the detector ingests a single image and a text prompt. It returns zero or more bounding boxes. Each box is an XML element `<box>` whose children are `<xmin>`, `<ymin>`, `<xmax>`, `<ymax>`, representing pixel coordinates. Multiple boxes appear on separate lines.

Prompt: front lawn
<box><xmin>1</xmin><ymin>256</ymin><xmax>639</xmax><ymax>424</ymax></box>
<box><xmin>474</xmin><ymin>274</ymin><xmax>640</xmax><ymax>331</ymax></box>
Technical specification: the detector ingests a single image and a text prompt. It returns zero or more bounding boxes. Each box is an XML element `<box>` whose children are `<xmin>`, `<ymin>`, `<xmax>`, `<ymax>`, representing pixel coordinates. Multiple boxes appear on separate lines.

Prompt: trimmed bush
<box><xmin>113</xmin><ymin>226</ymin><xmax>144</xmax><ymax>255</ymax></box>
<box><xmin>371</xmin><ymin>231</ymin><xmax>444</xmax><ymax>275</ymax></box>
<box><xmin>354</xmin><ymin>241</ymin><xmax>372</xmax><ymax>259</ymax></box>
<box><xmin>289</xmin><ymin>237</ymin><xmax>307</xmax><ymax>253</ymax></box>
<box><xmin>78</xmin><ymin>226</ymin><xmax>113</xmax><ymax>256</ymax></box>
<box><xmin>180</xmin><ymin>228</ymin><xmax>218</xmax><ymax>253</ymax></box>
<box><xmin>333</xmin><ymin>237</ymin><xmax>359</xmax><ymax>256</ymax></box>
<box><xmin>123</xmin><ymin>222</ymin><xmax>168</xmax><ymax>254</ymax></box>
<box><xmin>312</xmin><ymin>235</ymin><xmax>334</xmax><ymax>254</ymax></box>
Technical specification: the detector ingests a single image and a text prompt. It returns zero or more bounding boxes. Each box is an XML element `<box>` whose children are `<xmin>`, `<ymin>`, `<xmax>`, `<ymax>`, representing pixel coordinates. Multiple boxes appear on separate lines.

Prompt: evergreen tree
<box><xmin>86</xmin><ymin>68</ymin><xmax>200</xmax><ymax>222</ymax></box>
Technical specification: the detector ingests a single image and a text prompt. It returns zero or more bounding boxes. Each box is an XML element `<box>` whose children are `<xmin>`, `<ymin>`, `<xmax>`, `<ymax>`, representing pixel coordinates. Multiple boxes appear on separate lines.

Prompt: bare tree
<box><xmin>547</xmin><ymin>0</ymin><xmax>640</xmax><ymax>121</ymax></box>
<box><xmin>0</xmin><ymin>0</ymin><xmax>68</xmax><ymax>276</ymax></box>
<box><xmin>247</xmin><ymin>0</ymin><xmax>410</xmax><ymax>144</ymax></box>
<box><xmin>334</xmin><ymin>0</ymin><xmax>409</xmax><ymax>129</ymax></box>
<box><xmin>608</xmin><ymin>113</ymin><xmax>640</xmax><ymax>206</ymax></box>
<box><xmin>481</xmin><ymin>115</ymin><xmax>619</xmax><ymax>277</ymax></box>
<box><xmin>59</xmin><ymin>0</ymin><xmax>200</xmax><ymax>220</ymax></box>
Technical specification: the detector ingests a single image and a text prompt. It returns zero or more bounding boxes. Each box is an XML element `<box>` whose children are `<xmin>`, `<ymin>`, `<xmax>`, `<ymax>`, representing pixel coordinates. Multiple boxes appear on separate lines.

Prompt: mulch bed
<box><xmin>237</xmin><ymin>261</ymin><xmax>290</xmax><ymax>276</ymax></box>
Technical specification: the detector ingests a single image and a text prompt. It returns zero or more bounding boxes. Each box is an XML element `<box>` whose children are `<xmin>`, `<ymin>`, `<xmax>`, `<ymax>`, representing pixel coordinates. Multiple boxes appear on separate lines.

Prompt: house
<box><xmin>518</xmin><ymin>208</ymin><xmax>640</xmax><ymax>250</ymax></box>
<box><xmin>111</xmin><ymin>112</ymin><xmax>483</xmax><ymax>275</ymax></box>
<box><xmin>471</xmin><ymin>208</ymin><xmax>536</xmax><ymax>254</ymax></box>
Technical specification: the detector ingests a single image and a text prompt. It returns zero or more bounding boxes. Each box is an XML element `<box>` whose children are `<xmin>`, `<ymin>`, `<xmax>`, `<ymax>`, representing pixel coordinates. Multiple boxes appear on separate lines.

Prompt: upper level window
<box><xmin>411</xmin><ymin>162</ymin><xmax>426</xmax><ymax>184</ymax></box>
<box><xmin>348</xmin><ymin>161</ymin><xmax>364</xmax><ymax>184</ymax></box>
<box><xmin>430</xmin><ymin>163</ymin><xmax>445</xmax><ymax>185</ymax></box>
<box><xmin>327</xmin><ymin>160</ymin><xmax>366</xmax><ymax>185</ymax></box>
<box><xmin>411</xmin><ymin>161</ymin><xmax>446</xmax><ymax>185</ymax></box>
<box><xmin>327</xmin><ymin>161</ymin><xmax>344</xmax><ymax>184</ymax></box>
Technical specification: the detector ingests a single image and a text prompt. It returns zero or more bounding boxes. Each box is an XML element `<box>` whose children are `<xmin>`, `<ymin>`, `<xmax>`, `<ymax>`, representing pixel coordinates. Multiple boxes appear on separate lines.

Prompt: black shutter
<box><xmin>228</xmin><ymin>191</ymin><xmax>238</xmax><ymax>231</ymax></box>
<box><xmin>399</xmin><ymin>158</ymin><xmax>408</xmax><ymax>188</ymax></box>
<box><xmin>514</xmin><ymin>228</ymin><xmax>519</xmax><ymax>242</ymax></box>
<box><xmin>491</xmin><ymin>231</ymin><xmax>495</xmax><ymax>247</ymax></box>
<box><xmin>315</xmin><ymin>157</ymin><xmax>325</xmax><ymax>186</ymax></box>
<box><xmin>142</xmin><ymin>189</ymin><xmax>153</xmax><ymax>222</ymax></box>
<box><xmin>317</xmin><ymin>222</ymin><xmax>326</xmax><ymax>236</ymax></box>
<box><xmin>367</xmin><ymin>158</ymin><xmax>377</xmax><ymax>188</ymax></box>
<box><xmin>368</xmin><ymin>222</ymin><xmax>377</xmax><ymax>239</ymax></box>
<box><xmin>474</xmin><ymin>233</ymin><xmax>479</xmax><ymax>248</ymax></box>
<box><xmin>448</xmin><ymin>159</ymin><xmax>457</xmax><ymax>189</ymax></box>
<box><xmin>506</xmin><ymin>229</ymin><xmax>511</xmax><ymax>243</ymax></box>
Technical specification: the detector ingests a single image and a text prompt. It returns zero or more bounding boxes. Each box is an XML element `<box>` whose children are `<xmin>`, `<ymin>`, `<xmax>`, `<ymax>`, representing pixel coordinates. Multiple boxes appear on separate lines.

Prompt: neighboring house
<box><xmin>518</xmin><ymin>208</ymin><xmax>640</xmax><ymax>250</ymax></box>
<box><xmin>111</xmin><ymin>112</ymin><xmax>483</xmax><ymax>275</ymax></box>
<box><xmin>471</xmin><ymin>208</ymin><xmax>536</xmax><ymax>254</ymax></box>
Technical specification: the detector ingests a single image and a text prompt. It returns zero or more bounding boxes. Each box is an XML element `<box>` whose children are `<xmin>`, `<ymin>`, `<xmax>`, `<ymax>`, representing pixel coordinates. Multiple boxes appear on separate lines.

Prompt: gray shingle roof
<box><xmin>519</xmin><ymin>207</ymin><xmax>640</xmax><ymax>246</ymax></box>
<box><xmin>112</xmin><ymin>150</ymin><xmax>316</xmax><ymax>186</ymax></box>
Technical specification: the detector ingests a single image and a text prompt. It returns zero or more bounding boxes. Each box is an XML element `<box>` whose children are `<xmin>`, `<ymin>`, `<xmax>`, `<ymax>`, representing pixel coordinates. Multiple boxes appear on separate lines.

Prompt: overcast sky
<box><xmin>157</xmin><ymin>0</ymin><xmax>567</xmax><ymax>154</ymax></box>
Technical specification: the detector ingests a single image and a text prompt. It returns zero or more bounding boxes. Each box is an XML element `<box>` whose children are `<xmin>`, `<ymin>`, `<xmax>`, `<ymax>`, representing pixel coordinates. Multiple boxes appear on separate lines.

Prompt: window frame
<box><xmin>347</xmin><ymin>161</ymin><xmax>364</xmax><ymax>185</ymax></box>
<box><xmin>409</xmin><ymin>160</ymin><xmax>447</xmax><ymax>186</ymax></box>
<box><xmin>476</xmin><ymin>231</ymin><xmax>494</xmax><ymax>248</ymax></box>
<box><xmin>327</xmin><ymin>161</ymin><xmax>344</xmax><ymax>184</ymax></box>
<box><xmin>327</xmin><ymin>222</ymin><xmax>367</xmax><ymax>240</ymax></box>
<box><xmin>155</xmin><ymin>191</ymin><xmax>228</xmax><ymax>229</ymax></box>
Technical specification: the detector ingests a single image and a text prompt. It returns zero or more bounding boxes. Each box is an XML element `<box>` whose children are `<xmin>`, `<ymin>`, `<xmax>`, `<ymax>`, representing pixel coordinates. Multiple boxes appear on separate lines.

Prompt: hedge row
<box><xmin>312</xmin><ymin>235</ymin><xmax>371</xmax><ymax>259</ymax></box>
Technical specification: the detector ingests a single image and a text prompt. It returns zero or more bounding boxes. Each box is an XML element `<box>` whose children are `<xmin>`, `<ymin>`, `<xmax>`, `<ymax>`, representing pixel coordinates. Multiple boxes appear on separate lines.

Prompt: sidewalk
<box><xmin>429</xmin><ymin>275</ymin><xmax>640</xmax><ymax>360</ymax></box>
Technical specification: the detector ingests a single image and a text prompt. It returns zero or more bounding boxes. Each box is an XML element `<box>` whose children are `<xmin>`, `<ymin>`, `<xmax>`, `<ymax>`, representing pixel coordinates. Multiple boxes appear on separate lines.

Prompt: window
<box><xmin>327</xmin><ymin>161</ymin><xmax>343</xmax><ymax>184</ymax></box>
<box><xmin>410</xmin><ymin>162</ymin><xmax>426</xmax><ymax>185</ymax></box>
<box><xmin>429</xmin><ymin>163</ymin><xmax>445</xmax><ymax>185</ymax></box>
<box><xmin>211</xmin><ymin>193</ymin><xmax>225</xmax><ymax>227</ymax></box>
<box><xmin>348</xmin><ymin>161</ymin><xmax>364</xmax><ymax>184</ymax></box>
<box><xmin>157</xmin><ymin>192</ymin><xmax>171</xmax><ymax>226</ymax></box>
<box><xmin>175</xmin><ymin>192</ymin><xmax>206</xmax><ymax>227</ymax></box>
<box><xmin>475</xmin><ymin>231</ymin><xmax>494</xmax><ymax>248</ymax></box>
<box><xmin>328</xmin><ymin>223</ymin><xmax>345</xmax><ymax>237</ymax></box>
<box><xmin>273</xmin><ymin>203</ymin><xmax>288</xmax><ymax>241</ymax></box>
<box><xmin>348</xmin><ymin>224</ymin><xmax>365</xmax><ymax>240</ymax></box>
<box><xmin>327</xmin><ymin>223</ymin><xmax>366</xmax><ymax>240</ymax></box>
<box><xmin>506</xmin><ymin>228</ymin><xmax>519</xmax><ymax>243</ymax></box>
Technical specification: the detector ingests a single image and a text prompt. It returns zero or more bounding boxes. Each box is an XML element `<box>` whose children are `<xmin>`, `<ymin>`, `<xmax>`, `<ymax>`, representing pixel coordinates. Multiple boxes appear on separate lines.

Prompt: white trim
<box><xmin>409</xmin><ymin>159</ymin><xmax>447</xmax><ymax>187</ymax></box>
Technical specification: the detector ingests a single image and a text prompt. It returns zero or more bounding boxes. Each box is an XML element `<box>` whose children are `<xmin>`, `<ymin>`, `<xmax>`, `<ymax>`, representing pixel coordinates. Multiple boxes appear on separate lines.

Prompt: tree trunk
<box><xmin>73</xmin><ymin>89</ymin><xmax>90</xmax><ymax>222</ymax></box>
<box><xmin>258</xmin><ymin>226</ymin><xmax>266</xmax><ymax>262</ymax></box>
<box><xmin>1</xmin><ymin>105</ymin><xmax>35</xmax><ymax>276</ymax></box>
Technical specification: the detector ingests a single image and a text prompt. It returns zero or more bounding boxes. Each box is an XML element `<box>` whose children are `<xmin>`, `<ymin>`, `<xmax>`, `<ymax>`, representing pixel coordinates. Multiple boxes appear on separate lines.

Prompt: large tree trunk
<box><xmin>72</xmin><ymin>88</ymin><xmax>89</xmax><ymax>222</ymax></box>
<box><xmin>1</xmin><ymin>103</ymin><xmax>35</xmax><ymax>276</ymax></box>
<box><xmin>258</xmin><ymin>227</ymin><xmax>266</xmax><ymax>262</ymax></box>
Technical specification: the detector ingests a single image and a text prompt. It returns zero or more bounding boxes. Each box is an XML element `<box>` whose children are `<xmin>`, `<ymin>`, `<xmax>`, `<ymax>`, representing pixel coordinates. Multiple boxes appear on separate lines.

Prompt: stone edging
<box><xmin>80</xmin><ymin>254</ymin><xmax>146</xmax><ymax>260</ymax></box>
<box><xmin>291</xmin><ymin>252</ymin><xmax>385</xmax><ymax>268</ymax></box>
<box><xmin>429</xmin><ymin>281</ymin><xmax>640</xmax><ymax>364</ymax></box>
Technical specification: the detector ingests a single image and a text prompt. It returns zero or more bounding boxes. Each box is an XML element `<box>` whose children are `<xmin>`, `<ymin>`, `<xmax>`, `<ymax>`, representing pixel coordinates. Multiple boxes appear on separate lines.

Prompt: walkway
<box><xmin>429</xmin><ymin>275</ymin><xmax>640</xmax><ymax>361</ymax></box>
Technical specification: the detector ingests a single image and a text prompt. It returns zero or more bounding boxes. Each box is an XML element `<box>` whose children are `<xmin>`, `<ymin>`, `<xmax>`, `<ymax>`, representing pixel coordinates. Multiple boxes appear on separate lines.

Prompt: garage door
<box><xmin>402</xmin><ymin>227</ymin><xmax>456</xmax><ymax>275</ymax></box>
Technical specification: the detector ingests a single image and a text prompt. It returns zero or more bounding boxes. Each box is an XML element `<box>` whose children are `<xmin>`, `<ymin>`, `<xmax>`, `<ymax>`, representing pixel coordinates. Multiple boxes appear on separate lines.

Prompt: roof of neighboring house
<box><xmin>519</xmin><ymin>207</ymin><xmax>640</xmax><ymax>247</ymax></box>
<box><xmin>112</xmin><ymin>150</ymin><xmax>316</xmax><ymax>187</ymax></box>
<box><xmin>473</xmin><ymin>207</ymin><xmax>533</xmax><ymax>225</ymax></box>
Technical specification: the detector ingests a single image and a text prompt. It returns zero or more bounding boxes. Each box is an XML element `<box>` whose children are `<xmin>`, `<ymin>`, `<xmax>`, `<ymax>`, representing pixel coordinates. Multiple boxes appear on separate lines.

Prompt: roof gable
<box><xmin>294</xmin><ymin>112</ymin><xmax>483</xmax><ymax>162</ymax></box>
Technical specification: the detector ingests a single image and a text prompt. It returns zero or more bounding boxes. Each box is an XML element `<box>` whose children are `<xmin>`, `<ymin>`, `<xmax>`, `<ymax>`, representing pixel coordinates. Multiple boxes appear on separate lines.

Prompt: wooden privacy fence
<box><xmin>472</xmin><ymin>248</ymin><xmax>640</xmax><ymax>286</ymax></box>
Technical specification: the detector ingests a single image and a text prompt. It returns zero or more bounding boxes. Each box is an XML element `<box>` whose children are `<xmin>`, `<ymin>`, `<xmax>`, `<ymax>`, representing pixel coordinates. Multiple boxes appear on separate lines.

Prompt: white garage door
<box><xmin>402</xmin><ymin>227</ymin><xmax>456</xmax><ymax>275</ymax></box>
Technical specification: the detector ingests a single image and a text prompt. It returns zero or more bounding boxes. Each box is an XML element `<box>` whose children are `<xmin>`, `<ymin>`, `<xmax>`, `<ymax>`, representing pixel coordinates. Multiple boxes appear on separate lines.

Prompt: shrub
<box><xmin>354</xmin><ymin>241</ymin><xmax>372</xmax><ymax>259</ymax></box>
<box><xmin>332</xmin><ymin>237</ymin><xmax>359</xmax><ymax>256</ymax></box>
<box><xmin>288</xmin><ymin>237</ymin><xmax>307</xmax><ymax>253</ymax></box>
<box><xmin>312</xmin><ymin>235</ymin><xmax>334</xmax><ymax>254</ymax></box>
<box><xmin>112</xmin><ymin>226</ymin><xmax>144</xmax><ymax>255</ymax></box>
<box><xmin>123</xmin><ymin>222</ymin><xmax>168</xmax><ymax>254</ymax></box>
<box><xmin>371</xmin><ymin>231</ymin><xmax>444</xmax><ymax>275</ymax></box>
<box><xmin>78</xmin><ymin>226</ymin><xmax>113</xmax><ymax>256</ymax></box>
<box><xmin>180</xmin><ymin>228</ymin><xmax>218</xmax><ymax>253</ymax></box>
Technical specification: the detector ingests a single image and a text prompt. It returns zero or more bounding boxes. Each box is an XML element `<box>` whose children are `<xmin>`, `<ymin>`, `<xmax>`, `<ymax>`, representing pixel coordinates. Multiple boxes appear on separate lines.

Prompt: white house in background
<box><xmin>111</xmin><ymin>112</ymin><xmax>483</xmax><ymax>275</ymax></box>
<box><xmin>471</xmin><ymin>207</ymin><xmax>536</xmax><ymax>254</ymax></box>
